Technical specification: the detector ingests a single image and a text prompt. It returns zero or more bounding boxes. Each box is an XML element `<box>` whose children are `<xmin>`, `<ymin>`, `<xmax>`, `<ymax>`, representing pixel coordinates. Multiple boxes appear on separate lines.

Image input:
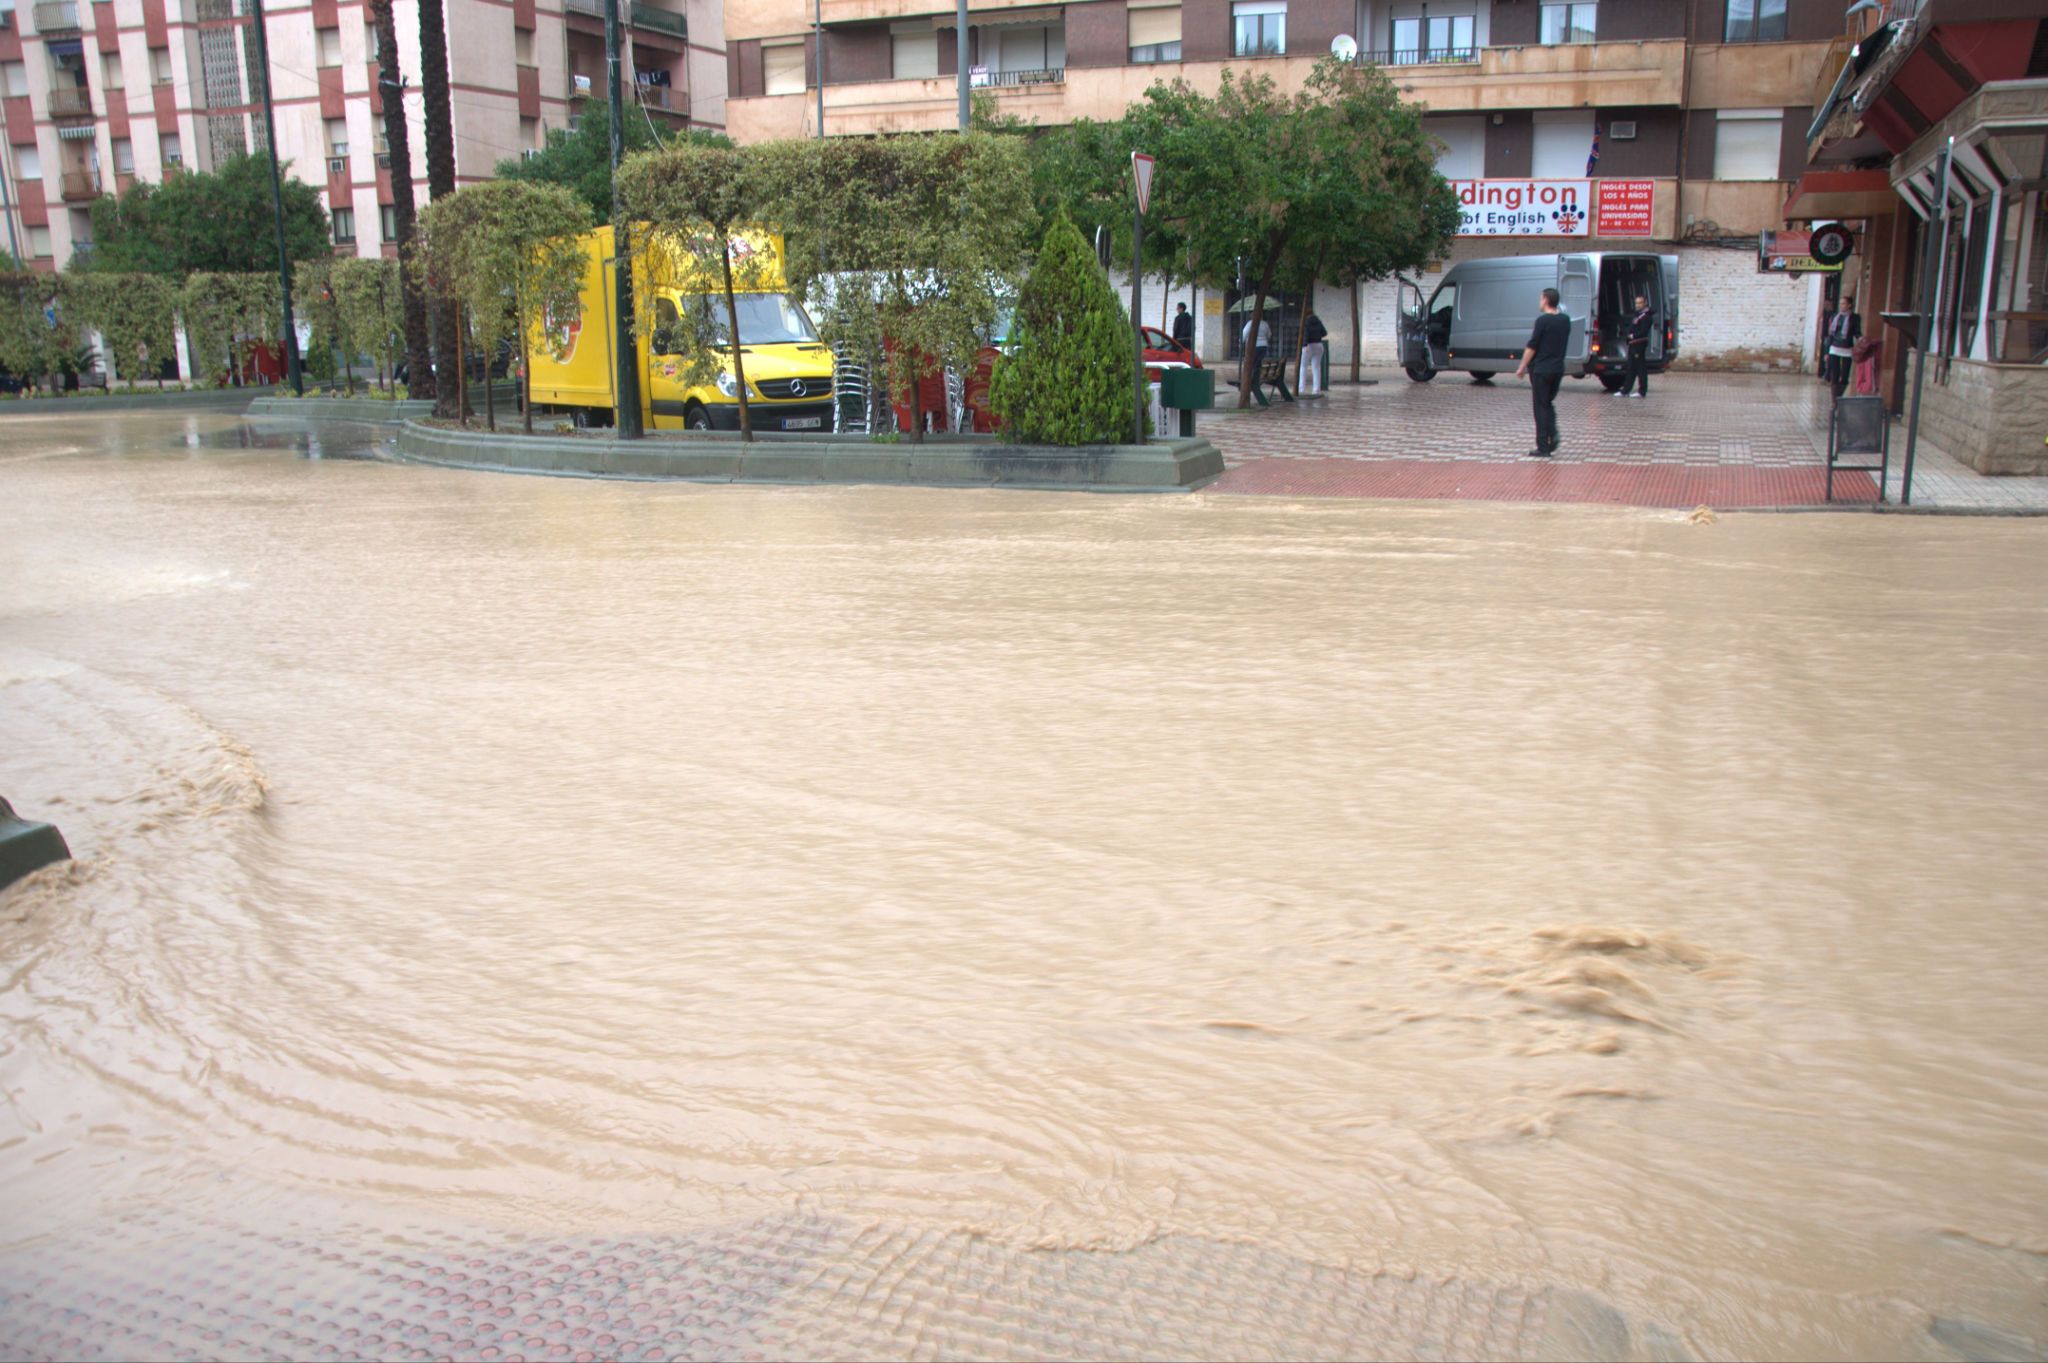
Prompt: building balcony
<box><xmin>634</xmin><ymin>81</ymin><xmax>679</xmax><ymax>110</ymax></box>
<box><xmin>731</xmin><ymin>39</ymin><xmax>1688</xmax><ymax>140</ymax></box>
<box><xmin>60</xmin><ymin>168</ymin><xmax>99</xmax><ymax>200</ymax></box>
<box><xmin>629</xmin><ymin>2</ymin><xmax>683</xmax><ymax>40</ymax></box>
<box><xmin>1375</xmin><ymin>38</ymin><xmax>1686</xmax><ymax>111</ymax></box>
<box><xmin>47</xmin><ymin>85</ymin><xmax>92</xmax><ymax>117</ymax></box>
<box><xmin>32</xmin><ymin>1</ymin><xmax>79</xmax><ymax>32</ymax></box>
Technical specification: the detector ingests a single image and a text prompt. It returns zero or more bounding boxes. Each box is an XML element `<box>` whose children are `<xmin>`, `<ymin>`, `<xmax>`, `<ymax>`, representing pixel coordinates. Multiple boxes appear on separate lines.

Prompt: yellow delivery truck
<box><xmin>526</xmin><ymin>223</ymin><xmax>837</xmax><ymax>433</ymax></box>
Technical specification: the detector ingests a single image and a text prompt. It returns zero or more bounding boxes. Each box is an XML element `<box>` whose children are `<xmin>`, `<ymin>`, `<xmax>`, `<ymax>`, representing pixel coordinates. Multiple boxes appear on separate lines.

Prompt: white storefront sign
<box><xmin>1453</xmin><ymin>179</ymin><xmax>1591</xmax><ymax>237</ymax></box>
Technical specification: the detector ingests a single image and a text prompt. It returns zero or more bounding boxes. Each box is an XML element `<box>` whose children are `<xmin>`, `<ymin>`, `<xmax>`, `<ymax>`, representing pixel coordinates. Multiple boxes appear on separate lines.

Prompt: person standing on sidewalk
<box><xmin>1516</xmin><ymin>288</ymin><xmax>1570</xmax><ymax>458</ymax></box>
<box><xmin>1171</xmin><ymin>302</ymin><xmax>1195</xmax><ymax>352</ymax></box>
<box><xmin>1617</xmin><ymin>293</ymin><xmax>1654</xmax><ymax>399</ymax></box>
<box><xmin>1298</xmin><ymin>310</ymin><xmax>1328</xmax><ymax>397</ymax></box>
<box><xmin>1823</xmin><ymin>297</ymin><xmax>1860</xmax><ymax>399</ymax></box>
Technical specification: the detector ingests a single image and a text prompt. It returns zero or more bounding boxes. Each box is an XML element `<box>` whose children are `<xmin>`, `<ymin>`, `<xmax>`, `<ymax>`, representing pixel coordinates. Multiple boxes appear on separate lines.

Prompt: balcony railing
<box><xmin>32</xmin><ymin>1</ymin><xmax>78</xmax><ymax>31</ymax></box>
<box><xmin>60</xmin><ymin>169</ymin><xmax>100</xmax><ymax>200</ymax></box>
<box><xmin>1361</xmin><ymin>46</ymin><xmax>1479</xmax><ymax>66</ymax></box>
<box><xmin>968</xmin><ymin>67</ymin><xmax>1065</xmax><ymax>88</ymax></box>
<box><xmin>629</xmin><ymin>2</ymin><xmax>684</xmax><ymax>39</ymax></box>
<box><xmin>47</xmin><ymin>84</ymin><xmax>91</xmax><ymax>116</ymax></box>
<box><xmin>634</xmin><ymin>82</ymin><xmax>675</xmax><ymax>109</ymax></box>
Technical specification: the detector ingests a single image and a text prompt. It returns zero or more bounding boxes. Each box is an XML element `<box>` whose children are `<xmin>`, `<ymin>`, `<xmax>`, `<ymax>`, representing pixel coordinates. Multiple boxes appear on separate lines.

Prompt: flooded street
<box><xmin>3</xmin><ymin>410</ymin><xmax>2046</xmax><ymax>1360</ymax></box>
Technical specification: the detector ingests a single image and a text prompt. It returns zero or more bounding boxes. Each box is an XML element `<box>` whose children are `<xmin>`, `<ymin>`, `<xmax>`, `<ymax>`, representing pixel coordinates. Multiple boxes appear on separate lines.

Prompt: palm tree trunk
<box><xmin>372</xmin><ymin>0</ymin><xmax>433</xmax><ymax>402</ymax></box>
<box><xmin>416</xmin><ymin>0</ymin><xmax>461</xmax><ymax>417</ymax></box>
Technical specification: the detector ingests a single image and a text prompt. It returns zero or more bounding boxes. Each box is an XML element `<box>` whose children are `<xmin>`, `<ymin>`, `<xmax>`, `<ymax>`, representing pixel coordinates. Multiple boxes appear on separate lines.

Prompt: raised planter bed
<box><xmin>392</xmin><ymin>421</ymin><xmax>1224</xmax><ymax>492</ymax></box>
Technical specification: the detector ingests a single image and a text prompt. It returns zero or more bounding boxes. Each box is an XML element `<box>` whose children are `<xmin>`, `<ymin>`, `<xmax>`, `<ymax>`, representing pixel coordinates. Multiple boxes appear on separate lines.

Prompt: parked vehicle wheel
<box><xmin>1598</xmin><ymin>374</ymin><xmax>1628</xmax><ymax>392</ymax></box>
<box><xmin>1404</xmin><ymin>364</ymin><xmax>1436</xmax><ymax>383</ymax></box>
<box><xmin>685</xmin><ymin>402</ymin><xmax>714</xmax><ymax>431</ymax></box>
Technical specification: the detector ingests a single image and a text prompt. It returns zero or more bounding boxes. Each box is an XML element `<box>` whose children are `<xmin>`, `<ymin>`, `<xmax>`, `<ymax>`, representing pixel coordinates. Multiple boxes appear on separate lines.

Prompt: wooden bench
<box><xmin>1229</xmin><ymin>357</ymin><xmax>1294</xmax><ymax>405</ymax></box>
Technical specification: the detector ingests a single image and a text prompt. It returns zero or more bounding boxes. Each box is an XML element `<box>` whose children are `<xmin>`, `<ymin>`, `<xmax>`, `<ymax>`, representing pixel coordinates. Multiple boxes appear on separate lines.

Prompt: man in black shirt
<box><xmin>1171</xmin><ymin>302</ymin><xmax>1195</xmax><ymax>351</ymax></box>
<box><xmin>1516</xmin><ymin>287</ymin><xmax>1571</xmax><ymax>457</ymax></box>
<box><xmin>1620</xmin><ymin>293</ymin><xmax>1654</xmax><ymax>398</ymax></box>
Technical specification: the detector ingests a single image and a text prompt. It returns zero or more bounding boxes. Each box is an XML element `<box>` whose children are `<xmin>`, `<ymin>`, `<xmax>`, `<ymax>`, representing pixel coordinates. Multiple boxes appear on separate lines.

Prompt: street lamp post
<box><xmin>246</xmin><ymin>0</ymin><xmax>303</xmax><ymax>396</ymax></box>
<box><xmin>606</xmin><ymin>0</ymin><xmax>642</xmax><ymax>438</ymax></box>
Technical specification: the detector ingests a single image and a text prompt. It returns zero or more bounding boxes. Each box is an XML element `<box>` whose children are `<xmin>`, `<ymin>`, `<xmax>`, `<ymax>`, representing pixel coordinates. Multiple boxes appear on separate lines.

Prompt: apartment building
<box><xmin>724</xmin><ymin>0</ymin><xmax>1858</xmax><ymax>368</ymax></box>
<box><xmin>1792</xmin><ymin>0</ymin><xmax>2048</xmax><ymax>474</ymax></box>
<box><xmin>0</xmin><ymin>0</ymin><xmax>726</xmax><ymax>271</ymax></box>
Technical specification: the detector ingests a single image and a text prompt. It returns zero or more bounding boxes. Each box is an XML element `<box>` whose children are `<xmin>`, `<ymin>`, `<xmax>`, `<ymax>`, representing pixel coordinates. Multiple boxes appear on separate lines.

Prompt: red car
<box><xmin>960</xmin><ymin>326</ymin><xmax>1201</xmax><ymax>434</ymax></box>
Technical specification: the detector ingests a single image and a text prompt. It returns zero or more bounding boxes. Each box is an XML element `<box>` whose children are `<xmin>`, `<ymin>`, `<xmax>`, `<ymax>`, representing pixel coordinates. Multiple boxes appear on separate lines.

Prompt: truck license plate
<box><xmin>784</xmin><ymin>417</ymin><xmax>823</xmax><ymax>430</ymax></box>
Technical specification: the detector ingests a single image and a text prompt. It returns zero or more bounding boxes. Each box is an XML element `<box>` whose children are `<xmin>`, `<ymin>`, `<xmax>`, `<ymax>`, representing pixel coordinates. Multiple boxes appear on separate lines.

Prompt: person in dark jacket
<box><xmin>1823</xmin><ymin>296</ymin><xmax>1861</xmax><ymax>398</ymax></box>
<box><xmin>1171</xmin><ymin>302</ymin><xmax>1194</xmax><ymax>351</ymax></box>
<box><xmin>1299</xmin><ymin>310</ymin><xmax>1329</xmax><ymax>396</ymax></box>
<box><xmin>1617</xmin><ymin>293</ymin><xmax>1654</xmax><ymax>398</ymax></box>
<box><xmin>1515</xmin><ymin>287</ymin><xmax>1570</xmax><ymax>458</ymax></box>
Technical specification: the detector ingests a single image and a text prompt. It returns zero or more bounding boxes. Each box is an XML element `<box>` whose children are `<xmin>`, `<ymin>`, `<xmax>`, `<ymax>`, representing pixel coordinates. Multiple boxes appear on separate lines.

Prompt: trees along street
<box><xmin>371</xmin><ymin>0</ymin><xmax>434</xmax><ymax>401</ymax></box>
<box><xmin>415</xmin><ymin>182</ymin><xmax>591</xmax><ymax>433</ymax></box>
<box><xmin>616</xmin><ymin>144</ymin><xmax>778</xmax><ymax>441</ymax></box>
<box><xmin>1033</xmin><ymin>58</ymin><xmax>1457</xmax><ymax>408</ymax></box>
<box><xmin>760</xmin><ymin>134</ymin><xmax>1033</xmax><ymax>443</ymax></box>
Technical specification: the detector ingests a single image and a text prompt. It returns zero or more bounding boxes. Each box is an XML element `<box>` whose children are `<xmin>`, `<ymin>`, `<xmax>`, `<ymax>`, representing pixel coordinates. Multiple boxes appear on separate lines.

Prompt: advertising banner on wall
<box><xmin>1596</xmin><ymin>180</ymin><xmax>1656</xmax><ymax>236</ymax></box>
<box><xmin>1453</xmin><ymin>179</ymin><xmax>1660</xmax><ymax>238</ymax></box>
<box><xmin>1453</xmin><ymin>180</ymin><xmax>1591</xmax><ymax>236</ymax></box>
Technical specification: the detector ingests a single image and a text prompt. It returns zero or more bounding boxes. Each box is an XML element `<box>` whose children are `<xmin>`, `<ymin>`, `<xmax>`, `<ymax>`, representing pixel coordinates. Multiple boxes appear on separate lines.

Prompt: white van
<box><xmin>1398</xmin><ymin>252</ymin><xmax>1680</xmax><ymax>391</ymax></box>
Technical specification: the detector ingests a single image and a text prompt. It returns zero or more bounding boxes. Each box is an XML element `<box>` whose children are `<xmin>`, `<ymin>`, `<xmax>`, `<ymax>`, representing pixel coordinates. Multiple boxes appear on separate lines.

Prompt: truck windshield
<box><xmin>685</xmin><ymin>293</ymin><xmax>819</xmax><ymax>345</ymax></box>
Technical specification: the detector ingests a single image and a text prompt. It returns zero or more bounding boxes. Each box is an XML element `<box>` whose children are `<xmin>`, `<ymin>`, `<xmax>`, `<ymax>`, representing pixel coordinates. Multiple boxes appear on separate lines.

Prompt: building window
<box><xmin>514</xmin><ymin>27</ymin><xmax>534</xmax><ymax>66</ymax></box>
<box><xmin>1724</xmin><ymin>0</ymin><xmax>1786</xmax><ymax>43</ymax></box>
<box><xmin>101</xmin><ymin>50</ymin><xmax>124</xmax><ymax>89</ymax></box>
<box><xmin>112</xmin><ymin>137</ymin><xmax>133</xmax><ymax>173</ymax></box>
<box><xmin>986</xmin><ymin>23</ymin><xmax>1062</xmax><ymax>76</ymax></box>
<box><xmin>332</xmin><ymin>207</ymin><xmax>355</xmax><ymax>243</ymax></box>
<box><xmin>366</xmin><ymin>19</ymin><xmax>380</xmax><ymax>61</ymax></box>
<box><xmin>381</xmin><ymin>204</ymin><xmax>397</xmax><ymax>241</ymax></box>
<box><xmin>159</xmin><ymin>131</ymin><xmax>180</xmax><ymax>167</ymax></box>
<box><xmin>317</xmin><ymin>27</ymin><xmax>342</xmax><ymax>67</ymax></box>
<box><xmin>15</xmin><ymin>143</ymin><xmax>40</xmax><ymax>179</ymax></box>
<box><xmin>0</xmin><ymin>61</ymin><xmax>25</xmax><ymax>98</ymax></box>
<box><xmin>1540</xmin><ymin>3</ymin><xmax>1595</xmax><ymax>45</ymax></box>
<box><xmin>1129</xmin><ymin>4</ymin><xmax>1182</xmax><ymax>63</ymax></box>
<box><xmin>520</xmin><ymin>115</ymin><xmax>539</xmax><ymax>147</ymax></box>
<box><xmin>1232</xmin><ymin>1</ymin><xmax>1285</xmax><ymax>57</ymax></box>
<box><xmin>1391</xmin><ymin>6</ymin><xmax>1476</xmax><ymax>64</ymax></box>
<box><xmin>892</xmin><ymin>30</ymin><xmax>938</xmax><ymax>79</ymax></box>
<box><xmin>28</xmin><ymin>225</ymin><xmax>51</xmax><ymax>258</ymax></box>
<box><xmin>1713</xmin><ymin>108</ymin><xmax>1782</xmax><ymax>179</ymax></box>
<box><xmin>150</xmin><ymin>47</ymin><xmax>172</xmax><ymax>84</ymax></box>
<box><xmin>763</xmin><ymin>42</ymin><xmax>804</xmax><ymax>96</ymax></box>
<box><xmin>1532</xmin><ymin>110</ymin><xmax>1596</xmax><ymax>178</ymax></box>
<box><xmin>1427</xmin><ymin>116</ymin><xmax>1483</xmax><ymax>180</ymax></box>
<box><xmin>326</xmin><ymin>117</ymin><xmax>349</xmax><ymax>158</ymax></box>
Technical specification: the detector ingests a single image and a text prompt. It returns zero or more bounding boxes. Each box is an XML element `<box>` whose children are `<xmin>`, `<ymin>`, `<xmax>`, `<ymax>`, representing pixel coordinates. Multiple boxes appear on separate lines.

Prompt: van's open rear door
<box><xmin>1559</xmin><ymin>255</ymin><xmax>1594</xmax><ymax>368</ymax></box>
<box><xmin>1395</xmin><ymin>276</ymin><xmax>1430</xmax><ymax>372</ymax></box>
<box><xmin>1659</xmin><ymin>254</ymin><xmax>1680</xmax><ymax>360</ymax></box>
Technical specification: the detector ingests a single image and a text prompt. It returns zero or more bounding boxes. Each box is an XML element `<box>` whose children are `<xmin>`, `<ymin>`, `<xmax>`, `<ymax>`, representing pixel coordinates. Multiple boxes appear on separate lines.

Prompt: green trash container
<box><xmin>1158</xmin><ymin>366</ymin><xmax>1215</xmax><ymax>438</ymax></box>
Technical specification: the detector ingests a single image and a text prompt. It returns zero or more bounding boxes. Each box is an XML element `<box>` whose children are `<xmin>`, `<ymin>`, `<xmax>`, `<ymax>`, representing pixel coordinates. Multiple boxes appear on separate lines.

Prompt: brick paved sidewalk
<box><xmin>1199</xmin><ymin>369</ymin><xmax>2048</xmax><ymax>511</ymax></box>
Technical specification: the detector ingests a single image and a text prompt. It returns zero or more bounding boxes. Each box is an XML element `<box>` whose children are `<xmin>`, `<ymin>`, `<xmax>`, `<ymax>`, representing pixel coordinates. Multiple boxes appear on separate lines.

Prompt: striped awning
<box><xmin>56</xmin><ymin>124</ymin><xmax>97</xmax><ymax>140</ymax></box>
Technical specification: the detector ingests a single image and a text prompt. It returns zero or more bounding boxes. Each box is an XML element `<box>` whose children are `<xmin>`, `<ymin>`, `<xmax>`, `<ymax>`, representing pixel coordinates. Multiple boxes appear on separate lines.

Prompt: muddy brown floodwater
<box><xmin>2</xmin><ymin>410</ymin><xmax>2046</xmax><ymax>1361</ymax></box>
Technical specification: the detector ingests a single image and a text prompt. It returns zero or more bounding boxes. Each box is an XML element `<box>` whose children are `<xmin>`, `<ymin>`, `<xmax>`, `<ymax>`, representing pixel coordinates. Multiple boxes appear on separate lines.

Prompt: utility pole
<box><xmin>606</xmin><ymin>0</ymin><xmax>642</xmax><ymax>438</ymax></box>
<box><xmin>956</xmin><ymin>0</ymin><xmax>969</xmax><ymax>129</ymax></box>
<box><xmin>1130</xmin><ymin>152</ymin><xmax>1154</xmax><ymax>446</ymax></box>
<box><xmin>246</xmin><ymin>0</ymin><xmax>303</xmax><ymax>395</ymax></box>
<box><xmin>1900</xmin><ymin>135</ymin><xmax>1954</xmax><ymax>508</ymax></box>
<box><xmin>814</xmin><ymin>0</ymin><xmax>824</xmax><ymax>138</ymax></box>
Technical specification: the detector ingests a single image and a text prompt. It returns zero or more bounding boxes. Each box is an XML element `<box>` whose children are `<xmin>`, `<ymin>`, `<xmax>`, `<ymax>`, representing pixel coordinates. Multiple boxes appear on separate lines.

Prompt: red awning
<box><xmin>1783</xmin><ymin>170</ymin><xmax>1898</xmax><ymax>223</ymax></box>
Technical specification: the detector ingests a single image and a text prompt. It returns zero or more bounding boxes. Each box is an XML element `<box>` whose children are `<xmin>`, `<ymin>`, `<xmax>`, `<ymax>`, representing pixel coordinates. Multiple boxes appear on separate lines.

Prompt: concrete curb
<box><xmin>392</xmin><ymin>420</ymin><xmax>1225</xmax><ymax>492</ymax></box>
<box><xmin>3</xmin><ymin>385</ymin><xmax>282</xmax><ymax>415</ymax></box>
<box><xmin>247</xmin><ymin>395</ymin><xmax>435</xmax><ymax>424</ymax></box>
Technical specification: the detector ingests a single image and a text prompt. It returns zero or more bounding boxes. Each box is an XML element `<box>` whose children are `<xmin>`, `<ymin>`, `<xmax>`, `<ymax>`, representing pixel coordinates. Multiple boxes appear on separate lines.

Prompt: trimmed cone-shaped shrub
<box><xmin>990</xmin><ymin>209</ymin><xmax>1140</xmax><ymax>446</ymax></box>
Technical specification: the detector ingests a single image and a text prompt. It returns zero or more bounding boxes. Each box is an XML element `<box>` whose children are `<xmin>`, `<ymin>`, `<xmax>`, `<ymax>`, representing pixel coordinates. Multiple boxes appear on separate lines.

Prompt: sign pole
<box><xmin>1130</xmin><ymin>152</ymin><xmax>1154</xmax><ymax>447</ymax></box>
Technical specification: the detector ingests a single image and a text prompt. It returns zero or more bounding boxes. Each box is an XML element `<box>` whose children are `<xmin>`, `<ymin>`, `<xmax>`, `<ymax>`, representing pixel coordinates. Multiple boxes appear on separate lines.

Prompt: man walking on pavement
<box><xmin>1823</xmin><ymin>296</ymin><xmax>1860</xmax><ymax>399</ymax></box>
<box><xmin>1171</xmin><ymin>302</ymin><xmax>1195</xmax><ymax>352</ymax></box>
<box><xmin>1616</xmin><ymin>293</ymin><xmax>1653</xmax><ymax>399</ymax></box>
<box><xmin>1516</xmin><ymin>287</ymin><xmax>1570</xmax><ymax>458</ymax></box>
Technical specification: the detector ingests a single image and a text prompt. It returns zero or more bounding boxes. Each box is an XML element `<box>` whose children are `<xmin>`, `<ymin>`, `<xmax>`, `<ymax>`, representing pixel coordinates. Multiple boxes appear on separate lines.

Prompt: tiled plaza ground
<box><xmin>1199</xmin><ymin>369</ymin><xmax>2048</xmax><ymax>512</ymax></box>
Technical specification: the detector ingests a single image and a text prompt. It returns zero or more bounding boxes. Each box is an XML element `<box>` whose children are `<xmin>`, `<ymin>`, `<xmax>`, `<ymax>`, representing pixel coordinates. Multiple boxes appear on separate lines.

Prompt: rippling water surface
<box><xmin>2</xmin><ymin>411</ymin><xmax>2045</xmax><ymax>1360</ymax></box>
